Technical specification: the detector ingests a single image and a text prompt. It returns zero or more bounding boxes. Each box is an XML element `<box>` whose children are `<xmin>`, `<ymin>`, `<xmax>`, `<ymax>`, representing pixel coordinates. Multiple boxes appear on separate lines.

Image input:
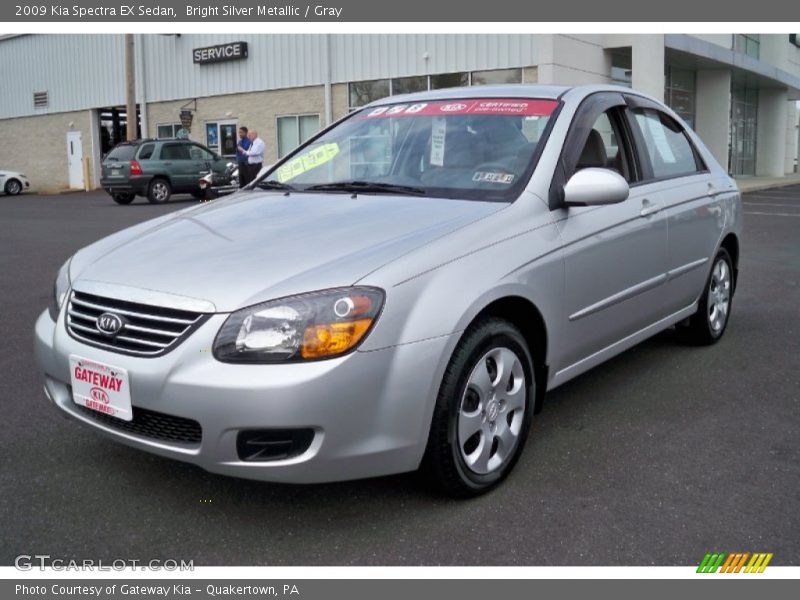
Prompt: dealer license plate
<box><xmin>69</xmin><ymin>355</ymin><xmax>133</xmax><ymax>422</ymax></box>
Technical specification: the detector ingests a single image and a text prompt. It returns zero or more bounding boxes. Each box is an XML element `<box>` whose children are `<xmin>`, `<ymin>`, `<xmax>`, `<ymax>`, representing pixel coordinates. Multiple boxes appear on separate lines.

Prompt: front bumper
<box><xmin>34</xmin><ymin>308</ymin><xmax>451</xmax><ymax>483</ymax></box>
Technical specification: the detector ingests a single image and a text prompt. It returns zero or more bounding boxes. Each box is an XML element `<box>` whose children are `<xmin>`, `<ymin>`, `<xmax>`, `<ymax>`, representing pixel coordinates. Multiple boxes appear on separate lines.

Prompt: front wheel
<box><xmin>421</xmin><ymin>317</ymin><xmax>534</xmax><ymax>497</ymax></box>
<box><xmin>4</xmin><ymin>179</ymin><xmax>22</xmax><ymax>195</ymax></box>
<box><xmin>677</xmin><ymin>248</ymin><xmax>734</xmax><ymax>345</ymax></box>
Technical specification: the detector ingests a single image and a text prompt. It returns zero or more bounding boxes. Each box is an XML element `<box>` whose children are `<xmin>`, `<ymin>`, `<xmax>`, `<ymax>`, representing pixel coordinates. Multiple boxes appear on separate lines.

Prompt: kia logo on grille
<box><xmin>96</xmin><ymin>312</ymin><xmax>124</xmax><ymax>336</ymax></box>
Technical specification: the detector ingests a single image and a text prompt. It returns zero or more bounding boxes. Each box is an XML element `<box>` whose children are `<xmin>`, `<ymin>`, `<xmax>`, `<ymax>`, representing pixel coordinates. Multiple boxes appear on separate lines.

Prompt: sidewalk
<box><xmin>734</xmin><ymin>173</ymin><xmax>800</xmax><ymax>193</ymax></box>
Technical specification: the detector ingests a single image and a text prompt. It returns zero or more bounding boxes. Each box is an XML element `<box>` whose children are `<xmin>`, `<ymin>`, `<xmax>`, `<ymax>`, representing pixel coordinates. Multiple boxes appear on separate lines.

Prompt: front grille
<box><xmin>66</xmin><ymin>290</ymin><xmax>208</xmax><ymax>357</ymax></box>
<box><xmin>73</xmin><ymin>401</ymin><xmax>202</xmax><ymax>446</ymax></box>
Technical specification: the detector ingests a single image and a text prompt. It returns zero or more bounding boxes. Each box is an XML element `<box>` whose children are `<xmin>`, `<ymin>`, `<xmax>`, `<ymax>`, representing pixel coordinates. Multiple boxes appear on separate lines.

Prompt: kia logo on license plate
<box><xmin>96</xmin><ymin>312</ymin><xmax>124</xmax><ymax>336</ymax></box>
<box><xmin>90</xmin><ymin>386</ymin><xmax>110</xmax><ymax>404</ymax></box>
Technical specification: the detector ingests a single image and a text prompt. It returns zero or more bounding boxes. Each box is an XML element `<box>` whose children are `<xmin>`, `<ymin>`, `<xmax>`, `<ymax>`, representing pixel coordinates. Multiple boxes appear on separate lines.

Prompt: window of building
<box><xmin>734</xmin><ymin>34</ymin><xmax>760</xmax><ymax>59</ymax></box>
<box><xmin>156</xmin><ymin>123</ymin><xmax>182</xmax><ymax>139</ymax></box>
<box><xmin>729</xmin><ymin>83</ymin><xmax>759</xmax><ymax>176</ymax></box>
<box><xmin>277</xmin><ymin>114</ymin><xmax>320</xmax><ymax>158</ymax></box>
<box><xmin>610</xmin><ymin>52</ymin><xmax>632</xmax><ymax>87</ymax></box>
<box><xmin>348</xmin><ymin>79</ymin><xmax>391</xmax><ymax>109</ymax></box>
<box><xmin>632</xmin><ymin>108</ymin><xmax>702</xmax><ymax>180</ymax></box>
<box><xmin>430</xmin><ymin>72</ymin><xmax>469</xmax><ymax>89</ymax></box>
<box><xmin>665</xmin><ymin>66</ymin><xmax>696</xmax><ymax>129</ymax></box>
<box><xmin>391</xmin><ymin>76</ymin><xmax>428</xmax><ymax>95</ymax></box>
<box><xmin>471</xmin><ymin>68</ymin><xmax>522</xmax><ymax>86</ymax></box>
<box><xmin>347</xmin><ymin>69</ymin><xmax>524</xmax><ymax>111</ymax></box>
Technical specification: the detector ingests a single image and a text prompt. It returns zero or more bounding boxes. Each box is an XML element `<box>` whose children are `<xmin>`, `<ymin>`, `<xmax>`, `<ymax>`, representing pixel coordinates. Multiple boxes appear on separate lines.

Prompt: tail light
<box><xmin>130</xmin><ymin>160</ymin><xmax>143</xmax><ymax>176</ymax></box>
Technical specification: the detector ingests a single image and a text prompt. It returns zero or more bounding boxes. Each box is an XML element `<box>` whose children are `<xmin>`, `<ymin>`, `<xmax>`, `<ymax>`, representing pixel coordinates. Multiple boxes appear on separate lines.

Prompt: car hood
<box><xmin>70</xmin><ymin>191</ymin><xmax>505</xmax><ymax>312</ymax></box>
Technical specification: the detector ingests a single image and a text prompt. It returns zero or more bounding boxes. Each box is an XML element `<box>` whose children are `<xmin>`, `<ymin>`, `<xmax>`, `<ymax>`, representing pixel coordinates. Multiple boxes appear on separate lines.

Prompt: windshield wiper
<box><xmin>305</xmin><ymin>181</ymin><xmax>426</xmax><ymax>196</ymax></box>
<box><xmin>257</xmin><ymin>179</ymin><xmax>297</xmax><ymax>191</ymax></box>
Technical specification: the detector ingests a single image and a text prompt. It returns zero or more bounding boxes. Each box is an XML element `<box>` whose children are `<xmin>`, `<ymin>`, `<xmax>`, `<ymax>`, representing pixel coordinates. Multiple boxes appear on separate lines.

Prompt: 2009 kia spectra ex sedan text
<box><xmin>34</xmin><ymin>85</ymin><xmax>742</xmax><ymax>496</ymax></box>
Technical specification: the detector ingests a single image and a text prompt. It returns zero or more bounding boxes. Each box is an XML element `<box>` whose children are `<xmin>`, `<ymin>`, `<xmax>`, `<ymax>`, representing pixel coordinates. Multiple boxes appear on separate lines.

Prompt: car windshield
<box><xmin>258</xmin><ymin>98</ymin><xmax>559</xmax><ymax>201</ymax></box>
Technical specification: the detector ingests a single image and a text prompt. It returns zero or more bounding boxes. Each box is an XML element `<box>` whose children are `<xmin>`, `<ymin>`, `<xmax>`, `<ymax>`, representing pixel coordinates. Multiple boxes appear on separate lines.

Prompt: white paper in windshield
<box><xmin>430</xmin><ymin>116</ymin><xmax>446</xmax><ymax>167</ymax></box>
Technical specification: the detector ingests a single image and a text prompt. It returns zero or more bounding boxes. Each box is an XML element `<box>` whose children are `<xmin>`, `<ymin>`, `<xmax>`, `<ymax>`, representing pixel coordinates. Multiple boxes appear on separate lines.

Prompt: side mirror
<box><xmin>563</xmin><ymin>168</ymin><xmax>629</xmax><ymax>207</ymax></box>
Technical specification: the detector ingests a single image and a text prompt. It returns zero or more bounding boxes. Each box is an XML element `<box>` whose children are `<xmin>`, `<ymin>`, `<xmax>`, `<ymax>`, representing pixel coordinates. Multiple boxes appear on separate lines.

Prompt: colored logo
<box><xmin>439</xmin><ymin>103</ymin><xmax>468</xmax><ymax>112</ymax></box>
<box><xmin>89</xmin><ymin>387</ymin><xmax>109</xmax><ymax>404</ymax></box>
<box><xmin>697</xmin><ymin>552</ymin><xmax>773</xmax><ymax>573</ymax></box>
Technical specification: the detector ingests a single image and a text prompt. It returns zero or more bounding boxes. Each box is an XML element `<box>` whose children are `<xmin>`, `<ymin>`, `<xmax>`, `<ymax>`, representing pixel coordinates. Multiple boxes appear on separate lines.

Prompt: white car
<box><xmin>0</xmin><ymin>170</ymin><xmax>30</xmax><ymax>195</ymax></box>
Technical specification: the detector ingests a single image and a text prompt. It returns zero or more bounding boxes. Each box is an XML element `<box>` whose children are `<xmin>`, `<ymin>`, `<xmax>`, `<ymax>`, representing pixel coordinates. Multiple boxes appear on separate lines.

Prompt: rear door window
<box><xmin>631</xmin><ymin>108</ymin><xmax>703</xmax><ymax>180</ymax></box>
<box><xmin>159</xmin><ymin>143</ymin><xmax>192</xmax><ymax>160</ymax></box>
<box><xmin>189</xmin><ymin>144</ymin><xmax>215</xmax><ymax>161</ymax></box>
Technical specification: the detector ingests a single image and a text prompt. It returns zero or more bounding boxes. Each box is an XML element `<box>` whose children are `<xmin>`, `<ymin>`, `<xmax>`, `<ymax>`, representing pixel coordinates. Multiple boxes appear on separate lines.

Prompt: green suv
<box><xmin>100</xmin><ymin>138</ymin><xmax>230</xmax><ymax>205</ymax></box>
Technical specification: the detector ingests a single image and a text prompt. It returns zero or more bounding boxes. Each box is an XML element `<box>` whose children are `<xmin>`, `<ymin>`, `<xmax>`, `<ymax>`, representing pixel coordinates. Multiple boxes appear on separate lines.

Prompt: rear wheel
<box><xmin>4</xmin><ymin>179</ymin><xmax>22</xmax><ymax>195</ymax></box>
<box><xmin>147</xmin><ymin>178</ymin><xmax>171</xmax><ymax>204</ymax></box>
<box><xmin>111</xmin><ymin>192</ymin><xmax>135</xmax><ymax>205</ymax></box>
<box><xmin>677</xmin><ymin>248</ymin><xmax>734</xmax><ymax>345</ymax></box>
<box><xmin>421</xmin><ymin>317</ymin><xmax>534</xmax><ymax>497</ymax></box>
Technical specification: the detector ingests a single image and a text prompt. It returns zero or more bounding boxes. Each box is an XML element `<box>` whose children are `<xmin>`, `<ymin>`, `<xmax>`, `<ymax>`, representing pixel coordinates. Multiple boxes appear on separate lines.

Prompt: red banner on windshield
<box><xmin>358</xmin><ymin>98</ymin><xmax>559</xmax><ymax>119</ymax></box>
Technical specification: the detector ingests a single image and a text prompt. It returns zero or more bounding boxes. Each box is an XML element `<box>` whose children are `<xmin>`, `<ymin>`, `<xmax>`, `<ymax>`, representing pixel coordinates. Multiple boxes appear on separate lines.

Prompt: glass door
<box><xmin>205</xmin><ymin>119</ymin><xmax>238</xmax><ymax>158</ymax></box>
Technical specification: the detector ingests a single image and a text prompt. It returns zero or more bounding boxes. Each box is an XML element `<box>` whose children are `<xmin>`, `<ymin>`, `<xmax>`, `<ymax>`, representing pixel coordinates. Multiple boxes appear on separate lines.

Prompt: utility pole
<box><xmin>125</xmin><ymin>33</ymin><xmax>137</xmax><ymax>141</ymax></box>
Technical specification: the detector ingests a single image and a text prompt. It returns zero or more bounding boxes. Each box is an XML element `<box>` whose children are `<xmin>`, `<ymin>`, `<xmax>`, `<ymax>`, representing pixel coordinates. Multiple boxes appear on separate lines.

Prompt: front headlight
<box><xmin>48</xmin><ymin>258</ymin><xmax>72</xmax><ymax>321</ymax></box>
<box><xmin>213</xmin><ymin>287</ymin><xmax>385</xmax><ymax>363</ymax></box>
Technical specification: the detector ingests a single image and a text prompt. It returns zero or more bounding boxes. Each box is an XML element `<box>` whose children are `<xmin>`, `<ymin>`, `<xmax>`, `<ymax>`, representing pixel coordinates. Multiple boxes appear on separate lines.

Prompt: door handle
<box><xmin>163</xmin><ymin>161</ymin><xmax>173</xmax><ymax>165</ymax></box>
<box><xmin>640</xmin><ymin>200</ymin><xmax>661</xmax><ymax>218</ymax></box>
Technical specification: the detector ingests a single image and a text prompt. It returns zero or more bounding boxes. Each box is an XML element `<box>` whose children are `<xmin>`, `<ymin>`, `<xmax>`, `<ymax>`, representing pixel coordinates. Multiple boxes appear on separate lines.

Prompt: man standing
<box><xmin>239</xmin><ymin>129</ymin><xmax>265</xmax><ymax>187</ymax></box>
<box><xmin>235</xmin><ymin>126</ymin><xmax>251</xmax><ymax>188</ymax></box>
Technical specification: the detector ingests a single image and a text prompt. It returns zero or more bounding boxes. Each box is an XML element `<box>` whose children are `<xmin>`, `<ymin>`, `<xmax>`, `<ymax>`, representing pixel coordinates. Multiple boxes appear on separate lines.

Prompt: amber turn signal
<box><xmin>301</xmin><ymin>319</ymin><xmax>374</xmax><ymax>359</ymax></box>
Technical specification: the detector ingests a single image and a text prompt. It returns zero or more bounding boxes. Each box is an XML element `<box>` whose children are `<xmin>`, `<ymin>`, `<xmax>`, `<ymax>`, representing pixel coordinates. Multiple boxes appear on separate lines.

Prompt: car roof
<box><xmin>363</xmin><ymin>83</ymin><xmax>659</xmax><ymax>109</ymax></box>
<box><xmin>113</xmin><ymin>138</ymin><xmax>194</xmax><ymax>146</ymax></box>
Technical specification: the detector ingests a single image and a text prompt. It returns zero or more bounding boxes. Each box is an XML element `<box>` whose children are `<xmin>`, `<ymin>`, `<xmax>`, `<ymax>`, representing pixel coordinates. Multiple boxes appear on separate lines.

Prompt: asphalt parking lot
<box><xmin>1</xmin><ymin>187</ymin><xmax>798</xmax><ymax>566</ymax></box>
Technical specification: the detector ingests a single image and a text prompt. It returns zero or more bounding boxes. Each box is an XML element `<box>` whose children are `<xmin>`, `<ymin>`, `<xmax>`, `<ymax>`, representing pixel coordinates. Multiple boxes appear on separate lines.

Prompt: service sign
<box><xmin>69</xmin><ymin>355</ymin><xmax>133</xmax><ymax>422</ymax></box>
<box><xmin>193</xmin><ymin>41</ymin><xmax>249</xmax><ymax>65</ymax></box>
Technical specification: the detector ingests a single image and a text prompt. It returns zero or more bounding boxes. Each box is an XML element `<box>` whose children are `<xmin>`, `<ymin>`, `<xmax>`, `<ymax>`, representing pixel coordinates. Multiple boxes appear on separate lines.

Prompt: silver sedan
<box><xmin>34</xmin><ymin>84</ymin><xmax>741</xmax><ymax>496</ymax></box>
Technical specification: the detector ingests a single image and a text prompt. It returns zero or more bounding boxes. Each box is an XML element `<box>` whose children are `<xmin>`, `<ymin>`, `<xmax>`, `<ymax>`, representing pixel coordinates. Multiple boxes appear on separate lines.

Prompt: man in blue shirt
<box><xmin>235</xmin><ymin>126</ymin><xmax>251</xmax><ymax>187</ymax></box>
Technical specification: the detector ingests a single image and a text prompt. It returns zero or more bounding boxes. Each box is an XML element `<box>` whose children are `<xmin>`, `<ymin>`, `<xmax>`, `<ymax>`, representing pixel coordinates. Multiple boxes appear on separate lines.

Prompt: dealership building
<box><xmin>1</xmin><ymin>33</ymin><xmax>799</xmax><ymax>193</ymax></box>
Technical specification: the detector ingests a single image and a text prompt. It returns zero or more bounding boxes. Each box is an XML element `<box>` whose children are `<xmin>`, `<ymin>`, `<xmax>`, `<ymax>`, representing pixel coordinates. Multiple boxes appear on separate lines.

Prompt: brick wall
<box><xmin>0</xmin><ymin>109</ymin><xmax>92</xmax><ymax>194</ymax></box>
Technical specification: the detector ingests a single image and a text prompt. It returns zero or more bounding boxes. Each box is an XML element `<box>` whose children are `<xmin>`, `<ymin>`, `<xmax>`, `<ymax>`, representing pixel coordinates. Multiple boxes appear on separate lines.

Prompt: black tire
<box><xmin>4</xmin><ymin>179</ymin><xmax>23</xmax><ymax>196</ymax></box>
<box><xmin>677</xmin><ymin>248</ymin><xmax>735</xmax><ymax>345</ymax></box>
<box><xmin>147</xmin><ymin>178</ymin><xmax>171</xmax><ymax>204</ymax></box>
<box><xmin>111</xmin><ymin>193</ymin><xmax>135</xmax><ymax>205</ymax></box>
<box><xmin>421</xmin><ymin>317</ymin><xmax>535</xmax><ymax>498</ymax></box>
